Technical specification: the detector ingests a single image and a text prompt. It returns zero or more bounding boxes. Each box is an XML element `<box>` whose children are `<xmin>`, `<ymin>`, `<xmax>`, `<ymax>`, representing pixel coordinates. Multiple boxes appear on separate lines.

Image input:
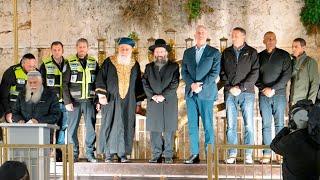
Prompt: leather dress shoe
<box><xmin>149</xmin><ymin>156</ymin><xmax>162</xmax><ymax>163</ymax></box>
<box><xmin>184</xmin><ymin>154</ymin><xmax>200</xmax><ymax>164</ymax></box>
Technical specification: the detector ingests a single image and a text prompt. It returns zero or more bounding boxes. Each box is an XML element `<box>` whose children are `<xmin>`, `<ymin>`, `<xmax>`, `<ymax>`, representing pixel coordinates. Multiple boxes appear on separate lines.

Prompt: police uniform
<box><xmin>40</xmin><ymin>56</ymin><xmax>68</xmax><ymax>145</ymax></box>
<box><xmin>62</xmin><ymin>54</ymin><xmax>99</xmax><ymax>161</ymax></box>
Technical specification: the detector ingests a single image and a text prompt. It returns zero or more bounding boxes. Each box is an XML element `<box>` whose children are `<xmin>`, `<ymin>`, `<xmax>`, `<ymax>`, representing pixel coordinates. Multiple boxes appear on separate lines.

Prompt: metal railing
<box><xmin>0</xmin><ymin>144</ymin><xmax>74</xmax><ymax>180</ymax></box>
<box><xmin>207</xmin><ymin>144</ymin><xmax>282</xmax><ymax>180</ymax></box>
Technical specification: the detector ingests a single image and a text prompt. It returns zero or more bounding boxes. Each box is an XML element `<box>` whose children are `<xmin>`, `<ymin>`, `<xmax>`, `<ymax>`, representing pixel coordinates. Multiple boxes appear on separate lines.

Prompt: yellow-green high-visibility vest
<box><xmin>43</xmin><ymin>56</ymin><xmax>66</xmax><ymax>101</ymax></box>
<box><xmin>9</xmin><ymin>66</ymin><xmax>27</xmax><ymax>102</ymax></box>
<box><xmin>67</xmin><ymin>55</ymin><xmax>97</xmax><ymax>100</ymax></box>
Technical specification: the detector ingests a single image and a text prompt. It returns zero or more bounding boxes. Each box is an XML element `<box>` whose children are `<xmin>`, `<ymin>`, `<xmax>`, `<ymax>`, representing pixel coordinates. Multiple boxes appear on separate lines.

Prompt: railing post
<box><xmin>68</xmin><ymin>144</ymin><xmax>74</xmax><ymax>180</ymax></box>
<box><xmin>214</xmin><ymin>144</ymin><xmax>219</xmax><ymax>180</ymax></box>
<box><xmin>2</xmin><ymin>129</ymin><xmax>8</xmax><ymax>162</ymax></box>
<box><xmin>13</xmin><ymin>0</ymin><xmax>19</xmax><ymax>64</ymax></box>
<box><xmin>0</xmin><ymin>145</ymin><xmax>2</xmax><ymax>164</ymax></box>
<box><xmin>207</xmin><ymin>144</ymin><xmax>212</xmax><ymax>180</ymax></box>
<box><xmin>62</xmin><ymin>145</ymin><xmax>67</xmax><ymax>180</ymax></box>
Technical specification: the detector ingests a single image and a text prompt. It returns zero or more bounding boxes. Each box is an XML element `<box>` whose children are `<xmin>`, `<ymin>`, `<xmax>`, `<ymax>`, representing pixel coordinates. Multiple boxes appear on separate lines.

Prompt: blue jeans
<box><xmin>56</xmin><ymin>103</ymin><xmax>68</xmax><ymax>144</ymax></box>
<box><xmin>186</xmin><ymin>95</ymin><xmax>215</xmax><ymax>155</ymax></box>
<box><xmin>259</xmin><ymin>94</ymin><xmax>286</xmax><ymax>155</ymax></box>
<box><xmin>225</xmin><ymin>92</ymin><xmax>255</xmax><ymax>157</ymax></box>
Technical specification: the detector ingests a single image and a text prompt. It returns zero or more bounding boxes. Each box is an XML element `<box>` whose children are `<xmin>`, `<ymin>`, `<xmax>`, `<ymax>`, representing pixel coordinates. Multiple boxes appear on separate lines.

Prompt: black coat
<box><xmin>142</xmin><ymin>61</ymin><xmax>180</xmax><ymax>132</ymax></box>
<box><xmin>12</xmin><ymin>88</ymin><xmax>61</xmax><ymax>124</ymax></box>
<box><xmin>220</xmin><ymin>43</ymin><xmax>259</xmax><ymax>93</ymax></box>
<box><xmin>271</xmin><ymin>127</ymin><xmax>320</xmax><ymax>180</ymax></box>
<box><xmin>0</xmin><ymin>101</ymin><xmax>4</xmax><ymax>119</ymax></box>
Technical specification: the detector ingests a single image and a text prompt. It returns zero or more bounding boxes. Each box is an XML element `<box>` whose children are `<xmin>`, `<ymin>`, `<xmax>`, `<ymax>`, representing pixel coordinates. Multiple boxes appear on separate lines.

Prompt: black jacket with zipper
<box><xmin>220</xmin><ymin>43</ymin><xmax>259</xmax><ymax>94</ymax></box>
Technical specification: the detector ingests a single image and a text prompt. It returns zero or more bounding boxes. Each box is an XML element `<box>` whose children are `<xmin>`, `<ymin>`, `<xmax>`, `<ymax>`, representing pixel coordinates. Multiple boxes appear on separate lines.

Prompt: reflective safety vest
<box><xmin>43</xmin><ymin>56</ymin><xmax>66</xmax><ymax>101</ymax></box>
<box><xmin>9</xmin><ymin>66</ymin><xmax>27</xmax><ymax>102</ymax></box>
<box><xmin>68</xmin><ymin>55</ymin><xmax>97</xmax><ymax>100</ymax></box>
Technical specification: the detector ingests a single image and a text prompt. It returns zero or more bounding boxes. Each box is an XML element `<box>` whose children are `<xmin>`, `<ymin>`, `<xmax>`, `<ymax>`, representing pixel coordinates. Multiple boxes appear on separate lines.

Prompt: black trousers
<box><xmin>150</xmin><ymin>131</ymin><xmax>174</xmax><ymax>158</ymax></box>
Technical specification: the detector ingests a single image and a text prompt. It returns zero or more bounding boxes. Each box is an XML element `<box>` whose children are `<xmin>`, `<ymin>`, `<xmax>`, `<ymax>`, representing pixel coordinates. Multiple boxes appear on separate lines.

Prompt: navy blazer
<box><xmin>181</xmin><ymin>45</ymin><xmax>221</xmax><ymax>100</ymax></box>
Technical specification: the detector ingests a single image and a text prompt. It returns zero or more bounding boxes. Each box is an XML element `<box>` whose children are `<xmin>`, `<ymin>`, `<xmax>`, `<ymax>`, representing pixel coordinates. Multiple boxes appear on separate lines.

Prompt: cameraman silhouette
<box><xmin>271</xmin><ymin>99</ymin><xmax>320</xmax><ymax>180</ymax></box>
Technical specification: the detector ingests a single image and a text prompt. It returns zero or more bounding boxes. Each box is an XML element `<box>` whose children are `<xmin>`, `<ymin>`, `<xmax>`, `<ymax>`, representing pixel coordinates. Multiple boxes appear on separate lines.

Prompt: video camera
<box><xmin>288</xmin><ymin>100</ymin><xmax>313</xmax><ymax>131</ymax></box>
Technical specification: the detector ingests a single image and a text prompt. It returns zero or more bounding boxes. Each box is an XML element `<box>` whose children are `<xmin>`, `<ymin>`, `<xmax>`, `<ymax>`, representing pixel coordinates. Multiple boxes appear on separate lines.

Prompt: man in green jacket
<box><xmin>290</xmin><ymin>38</ymin><xmax>319</xmax><ymax>105</ymax></box>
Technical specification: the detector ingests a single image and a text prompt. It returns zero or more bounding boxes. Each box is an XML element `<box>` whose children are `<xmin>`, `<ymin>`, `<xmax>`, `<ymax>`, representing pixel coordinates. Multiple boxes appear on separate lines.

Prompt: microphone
<box><xmin>30</xmin><ymin>91</ymin><xmax>34</xmax><ymax>120</ymax></box>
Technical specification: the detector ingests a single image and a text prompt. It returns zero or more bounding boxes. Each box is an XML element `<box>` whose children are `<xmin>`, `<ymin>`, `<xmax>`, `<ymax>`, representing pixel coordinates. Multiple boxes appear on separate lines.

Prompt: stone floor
<box><xmin>48</xmin><ymin>159</ymin><xmax>282</xmax><ymax>179</ymax></box>
<box><xmin>69</xmin><ymin>160</ymin><xmax>282</xmax><ymax>180</ymax></box>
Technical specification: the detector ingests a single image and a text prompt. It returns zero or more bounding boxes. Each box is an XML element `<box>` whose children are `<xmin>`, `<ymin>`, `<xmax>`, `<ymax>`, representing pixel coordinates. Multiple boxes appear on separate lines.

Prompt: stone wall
<box><xmin>0</xmin><ymin>0</ymin><xmax>319</xmax><ymax>73</ymax></box>
<box><xmin>1</xmin><ymin>0</ymin><xmax>319</xmax><ymax>159</ymax></box>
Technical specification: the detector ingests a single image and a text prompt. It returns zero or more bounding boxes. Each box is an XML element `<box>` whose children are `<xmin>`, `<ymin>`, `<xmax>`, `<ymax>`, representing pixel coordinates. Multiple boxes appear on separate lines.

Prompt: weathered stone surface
<box><xmin>0</xmin><ymin>0</ymin><xmax>318</xmax><ymax>72</ymax></box>
<box><xmin>0</xmin><ymin>0</ymin><xmax>318</xmax><ymax>160</ymax></box>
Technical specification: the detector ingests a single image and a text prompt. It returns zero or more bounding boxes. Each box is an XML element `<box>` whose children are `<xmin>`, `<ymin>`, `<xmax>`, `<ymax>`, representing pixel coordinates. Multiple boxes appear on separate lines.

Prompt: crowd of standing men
<box><xmin>0</xmin><ymin>25</ymin><xmax>319</xmax><ymax>177</ymax></box>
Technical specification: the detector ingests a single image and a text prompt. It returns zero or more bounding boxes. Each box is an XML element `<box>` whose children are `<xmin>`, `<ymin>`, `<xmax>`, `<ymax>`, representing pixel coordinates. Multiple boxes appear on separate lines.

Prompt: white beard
<box><xmin>117</xmin><ymin>54</ymin><xmax>131</xmax><ymax>65</ymax></box>
<box><xmin>25</xmin><ymin>85</ymin><xmax>44</xmax><ymax>103</ymax></box>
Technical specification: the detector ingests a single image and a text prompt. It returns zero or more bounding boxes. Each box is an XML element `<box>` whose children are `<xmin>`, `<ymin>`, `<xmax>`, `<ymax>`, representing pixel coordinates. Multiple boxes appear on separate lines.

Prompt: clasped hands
<box><xmin>152</xmin><ymin>95</ymin><xmax>165</xmax><ymax>103</ymax></box>
<box><xmin>229</xmin><ymin>86</ymin><xmax>241</xmax><ymax>96</ymax></box>
<box><xmin>191</xmin><ymin>82</ymin><xmax>203</xmax><ymax>94</ymax></box>
<box><xmin>98</xmin><ymin>94</ymin><xmax>108</xmax><ymax>105</ymax></box>
<box><xmin>18</xmin><ymin>118</ymin><xmax>38</xmax><ymax>124</ymax></box>
<box><xmin>262</xmin><ymin>87</ymin><xmax>275</xmax><ymax>98</ymax></box>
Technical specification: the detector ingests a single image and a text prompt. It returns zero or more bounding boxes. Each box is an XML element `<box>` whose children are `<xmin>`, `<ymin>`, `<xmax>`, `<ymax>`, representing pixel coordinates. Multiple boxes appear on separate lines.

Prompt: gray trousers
<box><xmin>67</xmin><ymin>100</ymin><xmax>96</xmax><ymax>158</ymax></box>
<box><xmin>150</xmin><ymin>131</ymin><xmax>174</xmax><ymax>158</ymax></box>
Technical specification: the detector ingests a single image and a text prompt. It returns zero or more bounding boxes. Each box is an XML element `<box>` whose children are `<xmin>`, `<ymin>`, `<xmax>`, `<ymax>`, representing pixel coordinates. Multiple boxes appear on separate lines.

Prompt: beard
<box><xmin>25</xmin><ymin>85</ymin><xmax>44</xmax><ymax>103</ymax></box>
<box><xmin>155</xmin><ymin>56</ymin><xmax>167</xmax><ymax>64</ymax></box>
<box><xmin>117</xmin><ymin>54</ymin><xmax>131</xmax><ymax>65</ymax></box>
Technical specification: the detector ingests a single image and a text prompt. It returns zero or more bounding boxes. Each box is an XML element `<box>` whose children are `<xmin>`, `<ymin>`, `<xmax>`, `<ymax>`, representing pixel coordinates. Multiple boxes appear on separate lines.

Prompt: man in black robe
<box><xmin>142</xmin><ymin>39</ymin><xmax>179</xmax><ymax>164</ymax></box>
<box><xmin>95</xmin><ymin>37</ymin><xmax>144</xmax><ymax>163</ymax></box>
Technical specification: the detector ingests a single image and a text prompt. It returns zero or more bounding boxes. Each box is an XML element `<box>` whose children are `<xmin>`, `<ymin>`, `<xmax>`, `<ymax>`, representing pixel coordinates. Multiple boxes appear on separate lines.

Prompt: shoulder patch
<box><xmin>69</xmin><ymin>62</ymin><xmax>79</xmax><ymax>70</ymax></box>
<box><xmin>87</xmin><ymin>62</ymin><xmax>96</xmax><ymax>69</ymax></box>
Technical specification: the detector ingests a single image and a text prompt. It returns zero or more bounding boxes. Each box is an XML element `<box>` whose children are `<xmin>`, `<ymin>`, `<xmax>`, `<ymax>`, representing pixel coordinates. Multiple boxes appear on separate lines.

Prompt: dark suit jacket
<box><xmin>181</xmin><ymin>45</ymin><xmax>221</xmax><ymax>100</ymax></box>
<box><xmin>142</xmin><ymin>61</ymin><xmax>180</xmax><ymax>132</ymax></box>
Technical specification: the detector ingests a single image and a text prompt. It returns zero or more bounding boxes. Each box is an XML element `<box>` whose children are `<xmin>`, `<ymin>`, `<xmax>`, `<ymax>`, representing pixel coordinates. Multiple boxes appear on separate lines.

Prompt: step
<box><xmin>74</xmin><ymin>160</ymin><xmax>207</xmax><ymax>179</ymax></box>
<box><xmin>72</xmin><ymin>160</ymin><xmax>282</xmax><ymax>179</ymax></box>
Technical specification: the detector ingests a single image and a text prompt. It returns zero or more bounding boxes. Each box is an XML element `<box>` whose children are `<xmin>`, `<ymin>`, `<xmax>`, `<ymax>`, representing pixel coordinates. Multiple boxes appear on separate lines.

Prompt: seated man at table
<box><xmin>12</xmin><ymin>71</ymin><xmax>60</xmax><ymax>124</ymax></box>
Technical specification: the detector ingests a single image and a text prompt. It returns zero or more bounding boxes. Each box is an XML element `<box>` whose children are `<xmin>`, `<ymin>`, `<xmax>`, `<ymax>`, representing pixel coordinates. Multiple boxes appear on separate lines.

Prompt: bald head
<box><xmin>263</xmin><ymin>31</ymin><xmax>277</xmax><ymax>52</ymax></box>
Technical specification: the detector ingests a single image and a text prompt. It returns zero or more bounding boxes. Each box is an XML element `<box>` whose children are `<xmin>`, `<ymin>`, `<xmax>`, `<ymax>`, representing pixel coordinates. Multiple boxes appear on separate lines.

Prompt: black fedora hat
<box><xmin>148</xmin><ymin>39</ymin><xmax>171</xmax><ymax>52</ymax></box>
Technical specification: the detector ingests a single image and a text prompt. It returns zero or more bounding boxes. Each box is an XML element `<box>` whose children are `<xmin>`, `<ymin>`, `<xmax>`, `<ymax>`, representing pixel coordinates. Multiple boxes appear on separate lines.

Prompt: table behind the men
<box><xmin>0</xmin><ymin>123</ymin><xmax>59</xmax><ymax>180</ymax></box>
